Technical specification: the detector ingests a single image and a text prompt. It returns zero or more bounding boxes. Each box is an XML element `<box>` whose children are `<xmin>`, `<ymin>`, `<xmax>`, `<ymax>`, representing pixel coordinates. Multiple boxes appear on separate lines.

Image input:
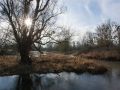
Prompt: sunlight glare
<box><xmin>24</xmin><ymin>17</ymin><xmax>32</xmax><ymax>27</ymax></box>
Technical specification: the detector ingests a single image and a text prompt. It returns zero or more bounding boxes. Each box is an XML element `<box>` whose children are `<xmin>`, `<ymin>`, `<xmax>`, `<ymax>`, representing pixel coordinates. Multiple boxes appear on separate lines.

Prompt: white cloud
<box><xmin>57</xmin><ymin>0</ymin><xmax>120</xmax><ymax>41</ymax></box>
<box><xmin>98</xmin><ymin>0</ymin><xmax>120</xmax><ymax>21</ymax></box>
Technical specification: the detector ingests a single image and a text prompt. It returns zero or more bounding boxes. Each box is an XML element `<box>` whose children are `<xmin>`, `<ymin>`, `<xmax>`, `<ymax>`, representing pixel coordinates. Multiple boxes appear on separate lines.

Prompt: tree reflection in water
<box><xmin>33</xmin><ymin>74</ymin><xmax>45</xmax><ymax>90</ymax></box>
<box><xmin>16</xmin><ymin>74</ymin><xmax>57</xmax><ymax>90</ymax></box>
<box><xmin>16</xmin><ymin>74</ymin><xmax>46</xmax><ymax>90</ymax></box>
<box><xmin>1</xmin><ymin>71</ymin><xmax>120</xmax><ymax>90</ymax></box>
<box><xmin>16</xmin><ymin>74</ymin><xmax>33</xmax><ymax>90</ymax></box>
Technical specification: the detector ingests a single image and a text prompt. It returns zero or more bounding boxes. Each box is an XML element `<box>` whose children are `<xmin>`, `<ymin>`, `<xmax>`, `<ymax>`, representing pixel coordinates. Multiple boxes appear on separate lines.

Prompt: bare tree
<box><xmin>55</xmin><ymin>27</ymin><xmax>73</xmax><ymax>53</ymax></box>
<box><xmin>0</xmin><ymin>25</ymin><xmax>14</xmax><ymax>55</ymax></box>
<box><xmin>0</xmin><ymin>0</ymin><xmax>62</xmax><ymax>64</ymax></box>
<box><xmin>113</xmin><ymin>24</ymin><xmax>120</xmax><ymax>46</ymax></box>
<box><xmin>116</xmin><ymin>26</ymin><xmax>120</xmax><ymax>46</ymax></box>
<box><xmin>96</xmin><ymin>20</ymin><xmax>113</xmax><ymax>48</ymax></box>
<box><xmin>82</xmin><ymin>32</ymin><xmax>96</xmax><ymax>48</ymax></box>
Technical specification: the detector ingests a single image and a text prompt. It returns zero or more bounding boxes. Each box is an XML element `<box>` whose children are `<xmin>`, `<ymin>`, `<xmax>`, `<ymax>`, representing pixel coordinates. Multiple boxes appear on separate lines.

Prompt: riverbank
<box><xmin>79</xmin><ymin>50</ymin><xmax>120</xmax><ymax>61</ymax></box>
<box><xmin>0</xmin><ymin>53</ymin><xmax>108</xmax><ymax>76</ymax></box>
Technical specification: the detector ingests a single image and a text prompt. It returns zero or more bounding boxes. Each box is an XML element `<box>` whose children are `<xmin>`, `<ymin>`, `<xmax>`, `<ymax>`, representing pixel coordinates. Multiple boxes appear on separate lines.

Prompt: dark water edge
<box><xmin>0</xmin><ymin>61</ymin><xmax>120</xmax><ymax>90</ymax></box>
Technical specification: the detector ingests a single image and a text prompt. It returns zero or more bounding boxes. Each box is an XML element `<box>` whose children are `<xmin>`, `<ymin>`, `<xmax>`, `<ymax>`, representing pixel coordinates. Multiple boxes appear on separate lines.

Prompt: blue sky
<box><xmin>57</xmin><ymin>0</ymin><xmax>120</xmax><ymax>40</ymax></box>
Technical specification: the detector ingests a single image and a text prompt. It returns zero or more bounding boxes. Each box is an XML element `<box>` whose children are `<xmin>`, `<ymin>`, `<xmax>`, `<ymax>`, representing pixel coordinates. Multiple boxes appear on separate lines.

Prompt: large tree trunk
<box><xmin>19</xmin><ymin>45</ymin><xmax>32</xmax><ymax>64</ymax></box>
<box><xmin>20</xmin><ymin>51</ymin><xmax>31</xmax><ymax>64</ymax></box>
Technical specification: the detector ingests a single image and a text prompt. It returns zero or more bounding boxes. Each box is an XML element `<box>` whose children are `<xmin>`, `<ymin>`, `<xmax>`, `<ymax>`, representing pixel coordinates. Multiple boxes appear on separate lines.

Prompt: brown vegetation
<box><xmin>0</xmin><ymin>53</ymin><xmax>108</xmax><ymax>76</ymax></box>
<box><xmin>80</xmin><ymin>50</ymin><xmax>120</xmax><ymax>61</ymax></box>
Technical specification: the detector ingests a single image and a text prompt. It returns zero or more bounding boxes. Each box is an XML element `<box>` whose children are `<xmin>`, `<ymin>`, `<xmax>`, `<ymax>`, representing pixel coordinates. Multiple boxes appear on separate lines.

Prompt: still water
<box><xmin>0</xmin><ymin>61</ymin><xmax>120</xmax><ymax>90</ymax></box>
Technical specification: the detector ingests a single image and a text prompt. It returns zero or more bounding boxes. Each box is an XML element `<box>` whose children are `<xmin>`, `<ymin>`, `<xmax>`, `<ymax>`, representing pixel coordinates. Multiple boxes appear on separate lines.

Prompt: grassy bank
<box><xmin>80</xmin><ymin>50</ymin><xmax>120</xmax><ymax>61</ymax></box>
<box><xmin>0</xmin><ymin>53</ymin><xmax>108</xmax><ymax>76</ymax></box>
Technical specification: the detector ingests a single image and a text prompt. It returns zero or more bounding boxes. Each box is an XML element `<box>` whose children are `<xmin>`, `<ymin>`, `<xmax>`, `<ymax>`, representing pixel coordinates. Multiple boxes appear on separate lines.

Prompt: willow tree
<box><xmin>0</xmin><ymin>0</ymin><xmax>61</xmax><ymax>64</ymax></box>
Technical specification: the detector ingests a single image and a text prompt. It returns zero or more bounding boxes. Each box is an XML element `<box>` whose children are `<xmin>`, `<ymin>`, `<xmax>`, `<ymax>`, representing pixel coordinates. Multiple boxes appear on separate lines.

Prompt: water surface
<box><xmin>0</xmin><ymin>61</ymin><xmax>120</xmax><ymax>90</ymax></box>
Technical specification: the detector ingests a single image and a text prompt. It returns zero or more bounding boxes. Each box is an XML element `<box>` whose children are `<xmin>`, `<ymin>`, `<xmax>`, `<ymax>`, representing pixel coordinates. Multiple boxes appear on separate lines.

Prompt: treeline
<box><xmin>0</xmin><ymin>20</ymin><xmax>120</xmax><ymax>54</ymax></box>
<box><xmin>81</xmin><ymin>20</ymin><xmax>120</xmax><ymax>51</ymax></box>
<box><xmin>45</xmin><ymin>20</ymin><xmax>120</xmax><ymax>53</ymax></box>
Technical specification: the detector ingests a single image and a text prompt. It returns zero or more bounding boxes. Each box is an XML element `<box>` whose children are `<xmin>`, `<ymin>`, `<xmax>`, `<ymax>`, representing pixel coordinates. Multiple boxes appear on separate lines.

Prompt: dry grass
<box><xmin>0</xmin><ymin>53</ymin><xmax>108</xmax><ymax>76</ymax></box>
<box><xmin>80</xmin><ymin>50</ymin><xmax>120</xmax><ymax>61</ymax></box>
